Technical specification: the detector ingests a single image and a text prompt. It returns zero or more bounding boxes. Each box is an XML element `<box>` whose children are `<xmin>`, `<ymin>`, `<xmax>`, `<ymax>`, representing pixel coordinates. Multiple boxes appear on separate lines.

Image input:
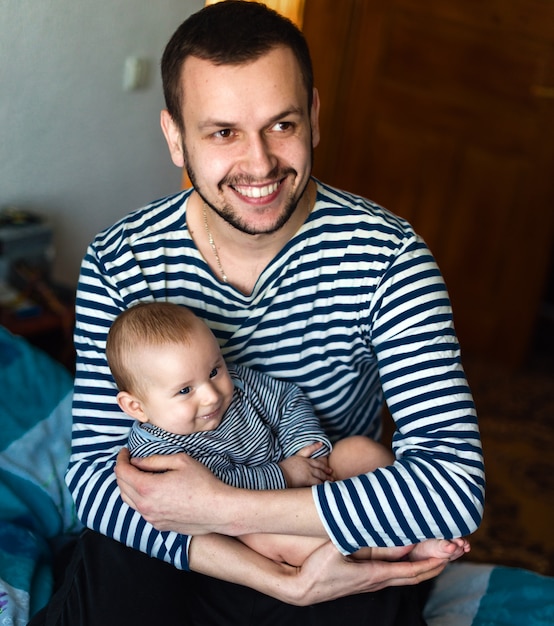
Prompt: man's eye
<box><xmin>214</xmin><ymin>129</ymin><xmax>233</xmax><ymax>139</ymax></box>
<box><xmin>209</xmin><ymin>368</ymin><xmax>218</xmax><ymax>379</ymax></box>
<box><xmin>273</xmin><ymin>121</ymin><xmax>293</xmax><ymax>132</ymax></box>
<box><xmin>179</xmin><ymin>387</ymin><xmax>191</xmax><ymax>395</ymax></box>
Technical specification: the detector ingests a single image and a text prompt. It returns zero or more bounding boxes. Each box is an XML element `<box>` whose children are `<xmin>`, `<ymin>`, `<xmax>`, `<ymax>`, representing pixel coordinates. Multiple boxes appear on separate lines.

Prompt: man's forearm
<box><xmin>188</xmin><ymin>534</ymin><xmax>299</xmax><ymax>603</ymax></box>
<box><xmin>189</xmin><ymin>532</ymin><xmax>450</xmax><ymax>606</ymax></box>
<box><xmin>120</xmin><ymin>450</ymin><xmax>328</xmax><ymax>539</ymax></box>
<box><xmin>218</xmin><ymin>484</ymin><xmax>327</xmax><ymax>538</ymax></box>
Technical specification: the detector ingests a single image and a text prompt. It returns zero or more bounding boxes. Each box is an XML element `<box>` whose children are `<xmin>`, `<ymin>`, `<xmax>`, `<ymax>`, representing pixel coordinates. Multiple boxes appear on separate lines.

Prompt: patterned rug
<box><xmin>464</xmin><ymin>345</ymin><xmax>554</xmax><ymax>577</ymax></box>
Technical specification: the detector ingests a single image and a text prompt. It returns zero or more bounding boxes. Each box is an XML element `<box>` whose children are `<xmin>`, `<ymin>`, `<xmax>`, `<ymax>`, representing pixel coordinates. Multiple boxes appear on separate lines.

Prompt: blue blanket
<box><xmin>0</xmin><ymin>327</ymin><xmax>81</xmax><ymax>623</ymax></box>
<box><xmin>425</xmin><ymin>562</ymin><xmax>554</xmax><ymax>625</ymax></box>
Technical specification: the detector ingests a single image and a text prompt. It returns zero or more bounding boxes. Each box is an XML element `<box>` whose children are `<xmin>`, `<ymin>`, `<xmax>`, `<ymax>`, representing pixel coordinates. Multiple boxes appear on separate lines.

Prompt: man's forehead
<box><xmin>179</xmin><ymin>48</ymin><xmax>307</xmax><ymax>118</ymax></box>
<box><xmin>180</xmin><ymin>46</ymin><xmax>302</xmax><ymax>87</ymax></box>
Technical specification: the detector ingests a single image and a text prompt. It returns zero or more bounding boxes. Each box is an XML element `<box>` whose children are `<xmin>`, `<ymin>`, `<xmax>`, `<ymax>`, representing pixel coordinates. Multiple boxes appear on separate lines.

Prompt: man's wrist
<box><xmin>206</xmin><ymin>482</ymin><xmax>244</xmax><ymax>535</ymax></box>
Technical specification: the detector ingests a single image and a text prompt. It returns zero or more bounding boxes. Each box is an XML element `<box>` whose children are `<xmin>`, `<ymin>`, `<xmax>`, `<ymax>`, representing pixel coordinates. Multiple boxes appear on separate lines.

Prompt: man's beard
<box><xmin>183</xmin><ymin>143</ymin><xmax>311</xmax><ymax>236</ymax></box>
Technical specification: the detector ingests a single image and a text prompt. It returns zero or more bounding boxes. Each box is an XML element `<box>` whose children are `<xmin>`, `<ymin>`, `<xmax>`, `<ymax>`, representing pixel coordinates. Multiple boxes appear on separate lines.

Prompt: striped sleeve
<box><xmin>66</xmin><ymin>231</ymin><xmax>191</xmax><ymax>571</ymax></box>
<box><xmin>237</xmin><ymin>365</ymin><xmax>332</xmax><ymax>460</ymax></box>
<box><xmin>313</xmin><ymin>236</ymin><xmax>484</xmax><ymax>553</ymax></box>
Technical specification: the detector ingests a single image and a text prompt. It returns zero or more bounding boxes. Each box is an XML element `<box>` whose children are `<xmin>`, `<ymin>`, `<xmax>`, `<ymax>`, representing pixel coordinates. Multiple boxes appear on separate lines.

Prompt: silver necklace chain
<box><xmin>202</xmin><ymin>204</ymin><xmax>228</xmax><ymax>283</ymax></box>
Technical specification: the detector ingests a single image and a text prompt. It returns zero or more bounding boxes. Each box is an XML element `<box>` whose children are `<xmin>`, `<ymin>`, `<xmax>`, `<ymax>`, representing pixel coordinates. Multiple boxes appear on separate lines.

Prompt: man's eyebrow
<box><xmin>198</xmin><ymin>107</ymin><xmax>303</xmax><ymax>131</ymax></box>
<box><xmin>198</xmin><ymin>119</ymin><xmax>235</xmax><ymax>130</ymax></box>
<box><xmin>267</xmin><ymin>107</ymin><xmax>303</xmax><ymax>124</ymax></box>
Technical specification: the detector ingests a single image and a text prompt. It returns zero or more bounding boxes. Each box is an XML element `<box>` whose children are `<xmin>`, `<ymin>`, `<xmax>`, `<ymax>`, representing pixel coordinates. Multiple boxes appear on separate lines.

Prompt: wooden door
<box><xmin>303</xmin><ymin>0</ymin><xmax>554</xmax><ymax>367</ymax></box>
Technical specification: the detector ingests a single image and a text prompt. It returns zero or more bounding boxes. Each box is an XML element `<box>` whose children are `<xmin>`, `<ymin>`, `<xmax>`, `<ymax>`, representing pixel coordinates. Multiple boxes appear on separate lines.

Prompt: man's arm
<box><xmin>115</xmin><ymin>448</ymin><xmax>450</xmax><ymax>602</ymax></box>
<box><xmin>188</xmin><ymin>533</ymin><xmax>448</xmax><ymax>605</ymax></box>
<box><xmin>66</xmin><ymin>244</ymin><xmax>193</xmax><ymax>569</ymax></box>
<box><xmin>116</xmin><ymin>447</ymin><xmax>324</xmax><ymax>538</ymax></box>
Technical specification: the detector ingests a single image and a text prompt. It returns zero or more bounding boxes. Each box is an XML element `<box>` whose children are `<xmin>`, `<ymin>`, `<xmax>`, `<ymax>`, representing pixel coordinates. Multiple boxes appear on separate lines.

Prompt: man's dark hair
<box><xmin>161</xmin><ymin>0</ymin><xmax>314</xmax><ymax>131</ymax></box>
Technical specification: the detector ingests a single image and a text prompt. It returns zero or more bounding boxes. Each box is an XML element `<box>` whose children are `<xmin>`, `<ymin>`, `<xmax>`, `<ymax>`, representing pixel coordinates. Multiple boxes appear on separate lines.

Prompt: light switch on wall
<box><xmin>122</xmin><ymin>57</ymin><xmax>150</xmax><ymax>91</ymax></box>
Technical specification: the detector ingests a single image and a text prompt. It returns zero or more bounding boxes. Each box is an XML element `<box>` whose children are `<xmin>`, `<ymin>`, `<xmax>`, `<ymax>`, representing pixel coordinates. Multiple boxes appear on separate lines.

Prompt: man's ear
<box><xmin>310</xmin><ymin>88</ymin><xmax>321</xmax><ymax>149</ymax></box>
<box><xmin>117</xmin><ymin>391</ymin><xmax>148</xmax><ymax>423</ymax></box>
<box><xmin>160</xmin><ymin>109</ymin><xmax>185</xmax><ymax>168</ymax></box>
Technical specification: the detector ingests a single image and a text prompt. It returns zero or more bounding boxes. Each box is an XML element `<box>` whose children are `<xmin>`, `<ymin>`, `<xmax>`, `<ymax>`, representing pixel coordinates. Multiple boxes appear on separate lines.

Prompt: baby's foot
<box><xmin>410</xmin><ymin>537</ymin><xmax>470</xmax><ymax>562</ymax></box>
<box><xmin>353</xmin><ymin>537</ymin><xmax>470</xmax><ymax>563</ymax></box>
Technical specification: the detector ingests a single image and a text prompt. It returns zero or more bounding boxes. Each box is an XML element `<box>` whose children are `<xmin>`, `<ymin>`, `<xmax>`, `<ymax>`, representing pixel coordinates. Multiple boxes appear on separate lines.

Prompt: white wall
<box><xmin>1</xmin><ymin>0</ymin><xmax>204</xmax><ymax>288</ymax></box>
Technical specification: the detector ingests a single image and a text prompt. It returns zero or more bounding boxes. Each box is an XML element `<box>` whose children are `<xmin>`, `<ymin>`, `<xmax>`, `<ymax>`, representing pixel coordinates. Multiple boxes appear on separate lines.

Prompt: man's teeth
<box><xmin>235</xmin><ymin>182</ymin><xmax>279</xmax><ymax>198</ymax></box>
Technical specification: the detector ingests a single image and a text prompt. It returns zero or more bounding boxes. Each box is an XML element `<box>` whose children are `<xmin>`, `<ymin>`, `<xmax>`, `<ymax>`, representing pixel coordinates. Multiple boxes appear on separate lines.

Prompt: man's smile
<box><xmin>232</xmin><ymin>182</ymin><xmax>280</xmax><ymax>199</ymax></box>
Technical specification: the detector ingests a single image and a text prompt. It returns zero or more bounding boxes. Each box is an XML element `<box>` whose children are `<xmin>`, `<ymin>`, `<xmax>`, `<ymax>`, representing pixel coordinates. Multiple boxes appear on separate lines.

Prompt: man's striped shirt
<box><xmin>66</xmin><ymin>179</ymin><xmax>485</xmax><ymax>567</ymax></box>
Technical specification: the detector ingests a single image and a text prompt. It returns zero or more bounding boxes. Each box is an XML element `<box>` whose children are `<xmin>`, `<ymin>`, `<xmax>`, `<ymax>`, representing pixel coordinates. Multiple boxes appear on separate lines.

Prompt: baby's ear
<box><xmin>117</xmin><ymin>391</ymin><xmax>147</xmax><ymax>422</ymax></box>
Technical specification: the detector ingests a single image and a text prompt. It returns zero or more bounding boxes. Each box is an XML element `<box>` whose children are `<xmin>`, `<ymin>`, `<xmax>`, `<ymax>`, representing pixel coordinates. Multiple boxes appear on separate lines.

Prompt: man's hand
<box><xmin>285</xmin><ymin>541</ymin><xmax>448</xmax><ymax>606</ymax></box>
<box><xmin>278</xmin><ymin>442</ymin><xmax>334</xmax><ymax>487</ymax></box>
<box><xmin>189</xmin><ymin>534</ymin><xmax>448</xmax><ymax>606</ymax></box>
<box><xmin>115</xmin><ymin>447</ymin><xmax>326</xmax><ymax>539</ymax></box>
<box><xmin>115</xmin><ymin>447</ymin><xmax>232</xmax><ymax>535</ymax></box>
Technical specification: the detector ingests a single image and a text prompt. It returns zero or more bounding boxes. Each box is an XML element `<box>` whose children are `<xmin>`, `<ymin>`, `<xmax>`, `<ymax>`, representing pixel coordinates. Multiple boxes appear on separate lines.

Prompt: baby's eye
<box><xmin>209</xmin><ymin>368</ymin><xmax>218</xmax><ymax>379</ymax></box>
<box><xmin>179</xmin><ymin>386</ymin><xmax>191</xmax><ymax>395</ymax></box>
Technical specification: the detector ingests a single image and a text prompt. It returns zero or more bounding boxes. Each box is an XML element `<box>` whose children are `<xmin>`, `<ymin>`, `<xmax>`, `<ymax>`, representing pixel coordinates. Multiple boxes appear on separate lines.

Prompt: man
<box><xmin>31</xmin><ymin>2</ymin><xmax>484</xmax><ymax>624</ymax></box>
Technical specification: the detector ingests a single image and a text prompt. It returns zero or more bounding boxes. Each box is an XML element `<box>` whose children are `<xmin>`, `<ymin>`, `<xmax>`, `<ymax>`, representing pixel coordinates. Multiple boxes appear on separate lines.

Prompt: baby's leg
<box><xmin>239</xmin><ymin>533</ymin><xmax>327</xmax><ymax>567</ymax></box>
<box><xmin>329</xmin><ymin>439</ymin><xmax>470</xmax><ymax>565</ymax></box>
<box><xmin>329</xmin><ymin>436</ymin><xmax>394</xmax><ymax>479</ymax></box>
<box><xmin>238</xmin><ymin>437</ymin><xmax>393</xmax><ymax>566</ymax></box>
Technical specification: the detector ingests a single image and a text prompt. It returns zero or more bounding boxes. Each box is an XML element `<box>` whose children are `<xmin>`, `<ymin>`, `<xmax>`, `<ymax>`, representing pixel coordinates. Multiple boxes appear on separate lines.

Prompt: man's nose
<box><xmin>240</xmin><ymin>134</ymin><xmax>277</xmax><ymax>177</ymax></box>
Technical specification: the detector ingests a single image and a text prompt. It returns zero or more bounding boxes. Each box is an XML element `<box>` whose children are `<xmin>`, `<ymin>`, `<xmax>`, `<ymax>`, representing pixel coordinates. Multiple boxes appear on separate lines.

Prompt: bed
<box><xmin>1</xmin><ymin>325</ymin><xmax>553</xmax><ymax>625</ymax></box>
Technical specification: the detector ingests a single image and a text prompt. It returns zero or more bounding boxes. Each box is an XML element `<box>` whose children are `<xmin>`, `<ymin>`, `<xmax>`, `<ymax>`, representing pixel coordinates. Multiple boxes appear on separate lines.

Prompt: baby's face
<box><xmin>136</xmin><ymin>323</ymin><xmax>234</xmax><ymax>435</ymax></box>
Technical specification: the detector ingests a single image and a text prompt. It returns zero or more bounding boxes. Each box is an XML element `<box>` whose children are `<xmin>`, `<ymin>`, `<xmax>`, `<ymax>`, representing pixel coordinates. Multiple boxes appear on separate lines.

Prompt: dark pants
<box><xmin>29</xmin><ymin>530</ymin><xmax>431</xmax><ymax>625</ymax></box>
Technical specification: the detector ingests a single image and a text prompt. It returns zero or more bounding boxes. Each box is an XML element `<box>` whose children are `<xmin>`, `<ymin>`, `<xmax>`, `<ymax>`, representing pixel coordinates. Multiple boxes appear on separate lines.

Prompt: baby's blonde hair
<box><xmin>106</xmin><ymin>301</ymin><xmax>199</xmax><ymax>394</ymax></box>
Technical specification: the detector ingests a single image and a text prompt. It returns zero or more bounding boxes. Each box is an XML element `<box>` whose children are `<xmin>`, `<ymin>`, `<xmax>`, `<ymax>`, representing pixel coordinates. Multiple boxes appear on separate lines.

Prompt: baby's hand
<box><xmin>278</xmin><ymin>443</ymin><xmax>334</xmax><ymax>487</ymax></box>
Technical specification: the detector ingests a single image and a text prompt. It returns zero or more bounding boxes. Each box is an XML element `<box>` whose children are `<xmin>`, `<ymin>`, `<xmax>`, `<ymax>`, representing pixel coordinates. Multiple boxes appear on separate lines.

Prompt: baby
<box><xmin>107</xmin><ymin>301</ymin><xmax>469</xmax><ymax>566</ymax></box>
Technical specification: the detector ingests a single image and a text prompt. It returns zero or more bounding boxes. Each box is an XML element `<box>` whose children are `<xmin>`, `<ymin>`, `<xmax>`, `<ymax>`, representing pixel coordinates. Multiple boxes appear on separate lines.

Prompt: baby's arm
<box><xmin>278</xmin><ymin>441</ymin><xmax>334</xmax><ymax>487</ymax></box>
